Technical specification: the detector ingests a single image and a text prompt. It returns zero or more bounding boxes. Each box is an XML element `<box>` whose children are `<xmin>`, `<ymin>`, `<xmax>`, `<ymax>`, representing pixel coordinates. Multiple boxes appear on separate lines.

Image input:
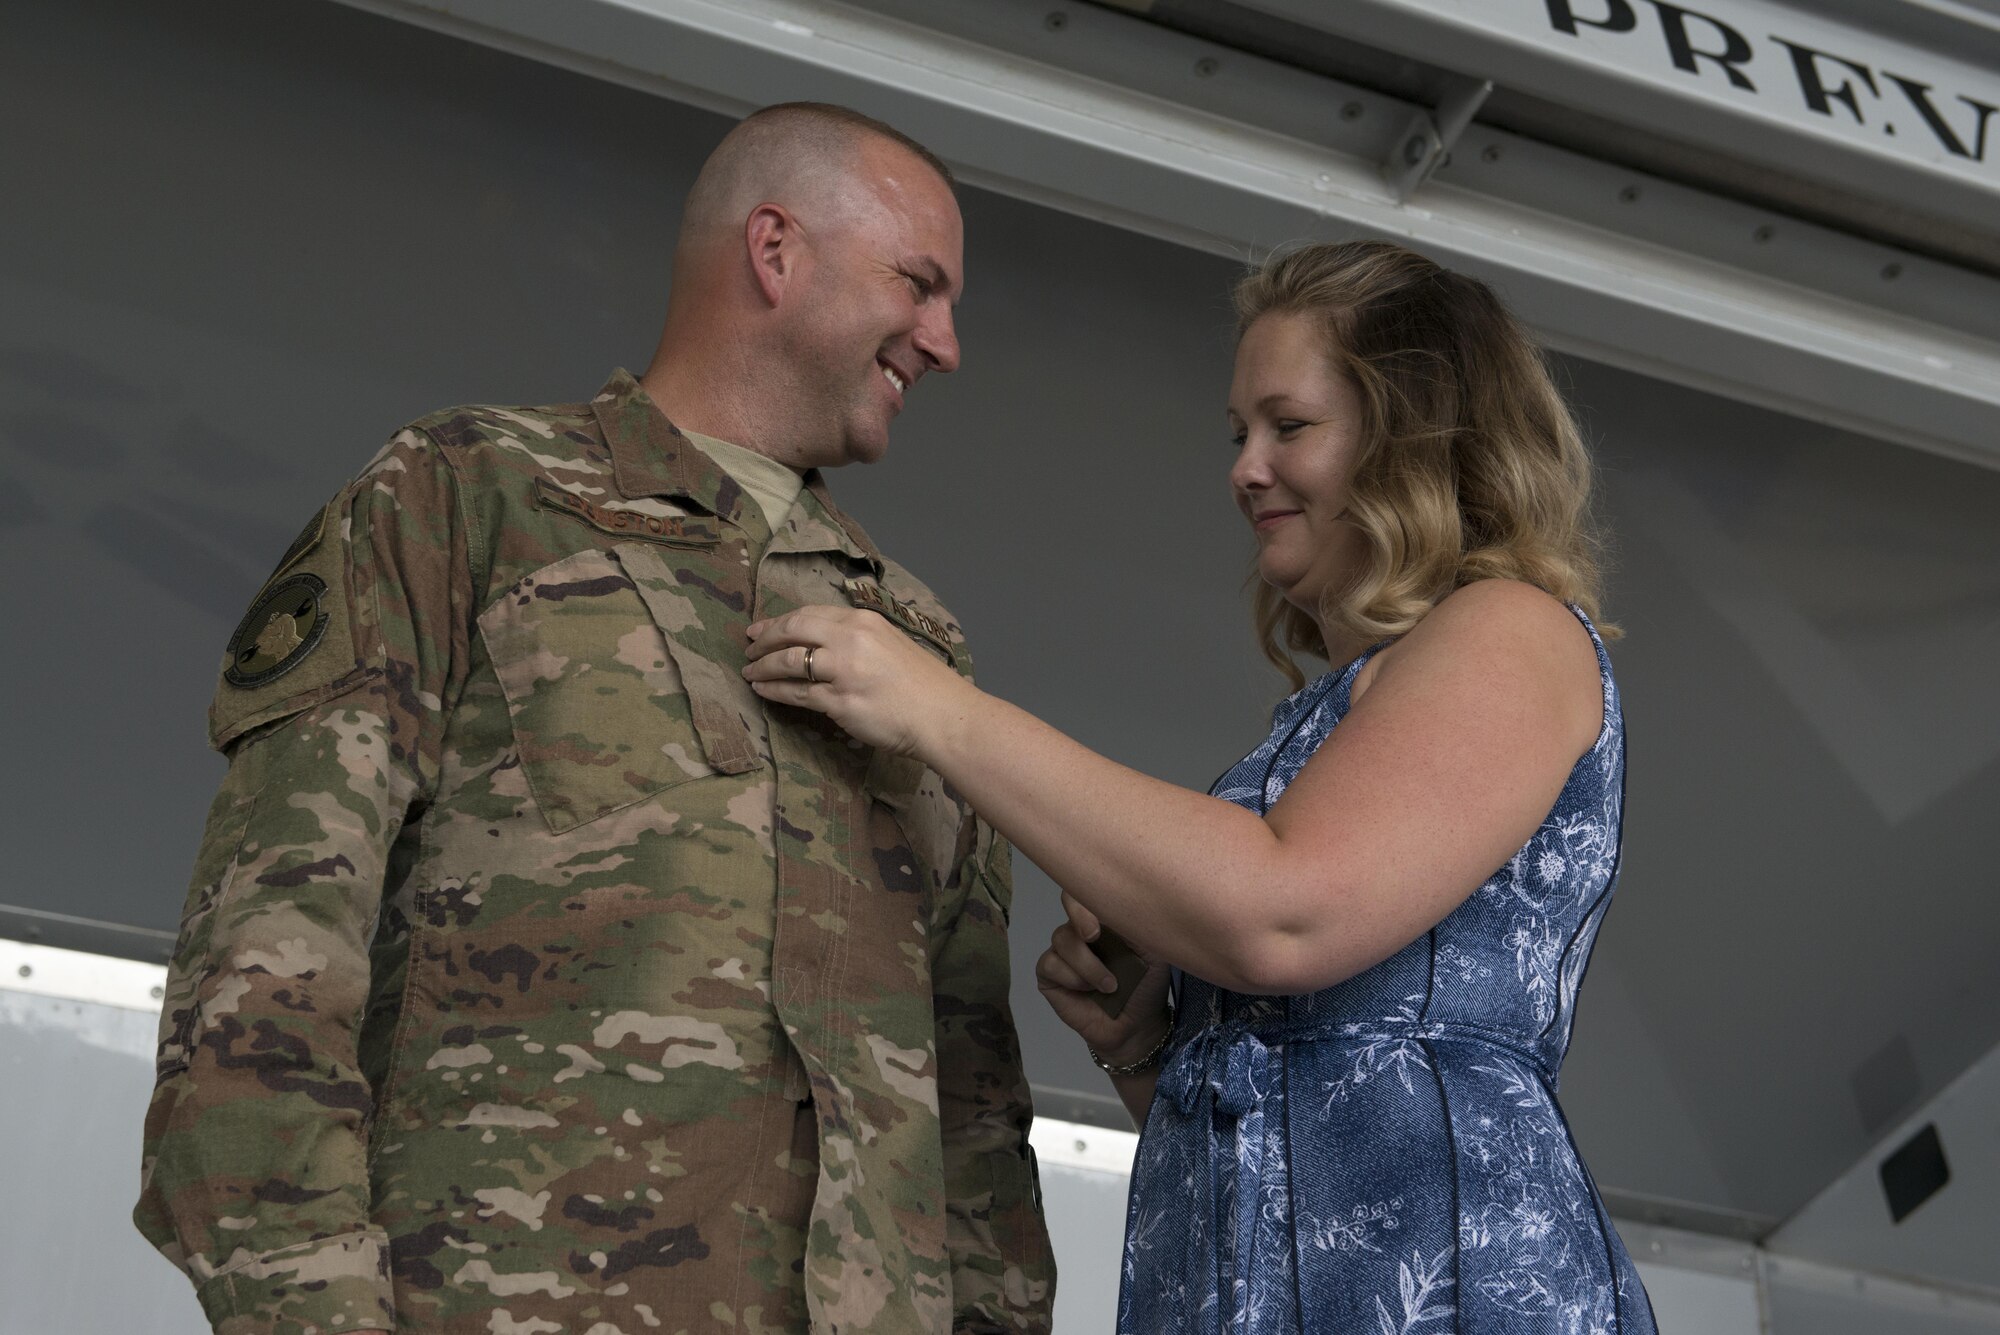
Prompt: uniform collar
<box><xmin>592</xmin><ymin>368</ymin><xmax>752</xmax><ymax>527</ymax></box>
<box><xmin>788</xmin><ymin>475</ymin><xmax>888</xmax><ymax>578</ymax></box>
<box><xmin>592</xmin><ymin>368</ymin><xmax>886</xmax><ymax>576</ymax></box>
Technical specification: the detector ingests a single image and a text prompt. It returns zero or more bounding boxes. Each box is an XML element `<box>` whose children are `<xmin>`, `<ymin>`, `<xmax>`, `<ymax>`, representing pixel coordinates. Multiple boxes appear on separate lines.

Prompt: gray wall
<box><xmin>5</xmin><ymin>0</ymin><xmax>1999</xmax><ymax>1288</ymax></box>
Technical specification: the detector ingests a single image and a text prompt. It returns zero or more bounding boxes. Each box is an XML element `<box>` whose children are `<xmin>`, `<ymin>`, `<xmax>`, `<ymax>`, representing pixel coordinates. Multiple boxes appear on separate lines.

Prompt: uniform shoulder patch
<box><xmin>208</xmin><ymin>502</ymin><xmax>369</xmax><ymax>752</ymax></box>
<box><xmin>224</xmin><ymin>572</ymin><xmax>331</xmax><ymax>688</ymax></box>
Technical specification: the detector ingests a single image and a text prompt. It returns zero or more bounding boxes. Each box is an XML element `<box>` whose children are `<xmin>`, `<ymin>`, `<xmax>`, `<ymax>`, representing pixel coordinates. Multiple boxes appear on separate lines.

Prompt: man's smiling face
<box><xmin>784</xmin><ymin>136</ymin><xmax>963</xmax><ymax>468</ymax></box>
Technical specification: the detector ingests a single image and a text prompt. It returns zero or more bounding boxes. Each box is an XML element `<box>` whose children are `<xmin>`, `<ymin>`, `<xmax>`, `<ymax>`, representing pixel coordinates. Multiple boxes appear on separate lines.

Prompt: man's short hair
<box><xmin>680</xmin><ymin>102</ymin><xmax>955</xmax><ymax>239</ymax></box>
<box><xmin>745</xmin><ymin>102</ymin><xmax>955</xmax><ymax>190</ymax></box>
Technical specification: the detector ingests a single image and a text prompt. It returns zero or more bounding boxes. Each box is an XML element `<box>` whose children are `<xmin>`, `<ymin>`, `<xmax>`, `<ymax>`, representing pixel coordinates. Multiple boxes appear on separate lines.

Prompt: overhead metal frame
<box><xmin>329</xmin><ymin>0</ymin><xmax>2000</xmax><ymax>474</ymax></box>
<box><xmin>1233</xmin><ymin>0</ymin><xmax>2000</xmax><ymax>254</ymax></box>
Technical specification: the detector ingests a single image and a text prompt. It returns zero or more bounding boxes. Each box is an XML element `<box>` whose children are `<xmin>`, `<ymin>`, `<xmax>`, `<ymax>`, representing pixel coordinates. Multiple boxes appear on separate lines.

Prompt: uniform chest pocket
<box><xmin>478</xmin><ymin>546</ymin><xmax>762</xmax><ymax>833</ymax></box>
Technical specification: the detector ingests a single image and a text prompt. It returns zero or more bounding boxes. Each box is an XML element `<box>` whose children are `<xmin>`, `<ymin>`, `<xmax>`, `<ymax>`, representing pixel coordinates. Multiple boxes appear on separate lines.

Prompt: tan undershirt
<box><xmin>681</xmin><ymin>429</ymin><xmax>805</xmax><ymax>534</ymax></box>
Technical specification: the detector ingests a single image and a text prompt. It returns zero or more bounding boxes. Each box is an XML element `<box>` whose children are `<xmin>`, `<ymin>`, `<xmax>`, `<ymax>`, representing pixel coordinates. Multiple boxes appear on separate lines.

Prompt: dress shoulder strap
<box><xmin>1326</xmin><ymin>639</ymin><xmax>1394</xmax><ymax>723</ymax></box>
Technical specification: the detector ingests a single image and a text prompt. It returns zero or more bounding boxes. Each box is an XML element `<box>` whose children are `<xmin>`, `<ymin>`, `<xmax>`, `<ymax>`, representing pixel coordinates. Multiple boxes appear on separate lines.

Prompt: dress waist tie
<box><xmin>1161</xmin><ymin>1027</ymin><xmax>1271</xmax><ymax>1334</ymax></box>
<box><xmin>1157</xmin><ymin>1019</ymin><xmax>1554</xmax><ymax>1334</ymax></box>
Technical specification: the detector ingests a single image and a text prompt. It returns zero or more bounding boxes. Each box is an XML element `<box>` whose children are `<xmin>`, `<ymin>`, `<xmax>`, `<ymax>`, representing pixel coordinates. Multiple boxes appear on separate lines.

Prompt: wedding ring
<box><xmin>803</xmin><ymin>647</ymin><xmax>819</xmax><ymax>684</ymax></box>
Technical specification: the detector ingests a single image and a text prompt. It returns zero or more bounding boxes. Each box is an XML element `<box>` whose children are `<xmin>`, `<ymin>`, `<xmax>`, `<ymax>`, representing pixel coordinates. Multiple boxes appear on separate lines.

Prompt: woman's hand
<box><xmin>1036</xmin><ymin>891</ymin><xmax>1174</xmax><ymax>1067</ymax></box>
<box><xmin>743</xmin><ymin>605</ymin><xmax>975</xmax><ymax>759</ymax></box>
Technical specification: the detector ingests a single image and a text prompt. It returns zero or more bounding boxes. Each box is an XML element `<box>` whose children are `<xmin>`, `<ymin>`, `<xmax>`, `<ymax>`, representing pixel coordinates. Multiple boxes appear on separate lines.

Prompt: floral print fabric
<box><xmin>1118</xmin><ymin>609</ymin><xmax>1656</xmax><ymax>1334</ymax></box>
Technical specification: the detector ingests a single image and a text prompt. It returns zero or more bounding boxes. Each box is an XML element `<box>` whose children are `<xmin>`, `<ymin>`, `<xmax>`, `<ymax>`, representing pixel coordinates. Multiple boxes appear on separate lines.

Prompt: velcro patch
<box><xmin>843</xmin><ymin>578</ymin><xmax>956</xmax><ymax>665</ymax></box>
<box><xmin>268</xmin><ymin>505</ymin><xmax>328</xmax><ymax>584</ymax></box>
<box><xmin>535</xmin><ymin>477</ymin><xmax>720</xmax><ymax>547</ymax></box>
<box><xmin>224</xmin><ymin>573</ymin><xmax>331</xmax><ymax>688</ymax></box>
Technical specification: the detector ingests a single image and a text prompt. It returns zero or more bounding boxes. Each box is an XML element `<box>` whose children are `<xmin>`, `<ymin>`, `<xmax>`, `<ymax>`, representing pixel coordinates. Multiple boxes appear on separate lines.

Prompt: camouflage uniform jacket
<box><xmin>135</xmin><ymin>370</ymin><xmax>1056</xmax><ymax>1335</ymax></box>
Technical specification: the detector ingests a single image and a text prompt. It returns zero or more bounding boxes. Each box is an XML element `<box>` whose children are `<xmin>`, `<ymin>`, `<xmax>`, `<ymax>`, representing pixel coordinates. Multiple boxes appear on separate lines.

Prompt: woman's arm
<box><xmin>747</xmin><ymin>579</ymin><xmax>1602</xmax><ymax>994</ymax></box>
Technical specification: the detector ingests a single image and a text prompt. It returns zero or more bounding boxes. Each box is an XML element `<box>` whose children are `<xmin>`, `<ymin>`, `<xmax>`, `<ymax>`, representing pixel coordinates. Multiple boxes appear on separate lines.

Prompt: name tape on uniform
<box><xmin>534</xmin><ymin>477</ymin><xmax>721</xmax><ymax>547</ymax></box>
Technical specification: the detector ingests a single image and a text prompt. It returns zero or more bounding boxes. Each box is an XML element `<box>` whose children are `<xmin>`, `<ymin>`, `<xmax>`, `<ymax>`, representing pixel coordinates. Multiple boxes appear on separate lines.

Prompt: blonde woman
<box><xmin>744</xmin><ymin>241</ymin><xmax>1657</xmax><ymax>1334</ymax></box>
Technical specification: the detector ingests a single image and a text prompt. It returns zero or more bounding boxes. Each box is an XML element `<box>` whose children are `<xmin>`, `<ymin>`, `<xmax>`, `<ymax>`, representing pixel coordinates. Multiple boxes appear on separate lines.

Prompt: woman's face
<box><xmin>1227</xmin><ymin>311</ymin><xmax>1368</xmax><ymax>619</ymax></box>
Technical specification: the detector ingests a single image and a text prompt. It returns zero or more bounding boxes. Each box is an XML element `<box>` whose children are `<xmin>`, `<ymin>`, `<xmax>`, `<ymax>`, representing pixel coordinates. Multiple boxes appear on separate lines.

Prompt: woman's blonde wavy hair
<box><xmin>1235</xmin><ymin>240</ymin><xmax>1617</xmax><ymax>688</ymax></box>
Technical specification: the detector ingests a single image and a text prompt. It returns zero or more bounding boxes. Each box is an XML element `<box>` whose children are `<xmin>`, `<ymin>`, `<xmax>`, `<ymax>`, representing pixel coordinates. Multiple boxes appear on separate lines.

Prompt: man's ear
<box><xmin>745</xmin><ymin>203</ymin><xmax>798</xmax><ymax>309</ymax></box>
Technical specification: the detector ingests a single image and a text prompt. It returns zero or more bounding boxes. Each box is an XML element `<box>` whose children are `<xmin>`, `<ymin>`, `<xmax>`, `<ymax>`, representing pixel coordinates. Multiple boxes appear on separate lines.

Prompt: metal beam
<box><xmin>331</xmin><ymin>0</ymin><xmax>2000</xmax><ymax>471</ymax></box>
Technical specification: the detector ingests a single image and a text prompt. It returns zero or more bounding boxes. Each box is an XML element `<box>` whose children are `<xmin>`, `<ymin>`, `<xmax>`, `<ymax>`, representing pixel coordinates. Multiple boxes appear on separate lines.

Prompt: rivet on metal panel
<box><xmin>1754</xmin><ymin>224</ymin><xmax>1777</xmax><ymax>242</ymax></box>
<box><xmin>1620</xmin><ymin>185</ymin><xmax>1642</xmax><ymax>203</ymax></box>
<box><xmin>1340</xmin><ymin>101</ymin><xmax>1364</xmax><ymax>121</ymax></box>
<box><xmin>1882</xmin><ymin>263</ymin><xmax>1903</xmax><ymax>280</ymax></box>
<box><xmin>1194</xmin><ymin>56</ymin><xmax>1219</xmax><ymax>77</ymax></box>
<box><xmin>1044</xmin><ymin>11</ymin><xmax>1067</xmax><ymax>31</ymax></box>
<box><xmin>16</xmin><ymin>964</ymin><xmax>29</xmax><ymax>979</ymax></box>
<box><xmin>1481</xmin><ymin>144</ymin><xmax>1502</xmax><ymax>163</ymax></box>
<box><xmin>150</xmin><ymin>985</ymin><xmax>164</xmax><ymax>999</ymax></box>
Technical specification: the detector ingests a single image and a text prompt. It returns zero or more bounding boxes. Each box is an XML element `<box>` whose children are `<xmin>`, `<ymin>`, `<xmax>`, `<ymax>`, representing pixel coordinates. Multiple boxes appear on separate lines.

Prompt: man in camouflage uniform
<box><xmin>136</xmin><ymin>103</ymin><xmax>1055</xmax><ymax>1335</ymax></box>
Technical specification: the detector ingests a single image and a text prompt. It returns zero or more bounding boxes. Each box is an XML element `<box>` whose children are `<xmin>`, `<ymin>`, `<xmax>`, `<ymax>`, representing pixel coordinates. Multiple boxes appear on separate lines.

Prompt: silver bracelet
<box><xmin>1088</xmin><ymin>998</ymin><xmax>1177</xmax><ymax>1077</ymax></box>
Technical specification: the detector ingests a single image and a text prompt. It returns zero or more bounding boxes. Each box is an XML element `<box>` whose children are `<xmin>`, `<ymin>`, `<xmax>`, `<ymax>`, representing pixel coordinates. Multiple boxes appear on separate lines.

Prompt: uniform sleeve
<box><xmin>133</xmin><ymin>429</ymin><xmax>470</xmax><ymax>1335</ymax></box>
<box><xmin>933</xmin><ymin>824</ymin><xmax>1058</xmax><ymax>1333</ymax></box>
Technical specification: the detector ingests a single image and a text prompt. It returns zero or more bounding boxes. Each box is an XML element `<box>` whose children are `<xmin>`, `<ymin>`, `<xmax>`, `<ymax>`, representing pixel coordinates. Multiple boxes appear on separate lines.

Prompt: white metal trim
<box><xmin>1762</xmin><ymin>1253</ymin><xmax>2000</xmax><ymax>1325</ymax></box>
<box><xmin>1030</xmin><ymin>1115</ymin><xmax>1141</xmax><ymax>1175</ymax></box>
<box><xmin>1617</xmin><ymin>1220</ymin><xmax>1762</xmax><ymax>1280</ymax></box>
<box><xmin>0</xmin><ymin>940</ymin><xmax>167</xmax><ymax>1015</ymax></box>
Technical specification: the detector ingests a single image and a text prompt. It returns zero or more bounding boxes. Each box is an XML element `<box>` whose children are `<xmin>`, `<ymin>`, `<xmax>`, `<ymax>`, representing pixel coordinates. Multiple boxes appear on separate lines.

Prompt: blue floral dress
<box><xmin>1118</xmin><ymin>609</ymin><xmax>1655</xmax><ymax>1335</ymax></box>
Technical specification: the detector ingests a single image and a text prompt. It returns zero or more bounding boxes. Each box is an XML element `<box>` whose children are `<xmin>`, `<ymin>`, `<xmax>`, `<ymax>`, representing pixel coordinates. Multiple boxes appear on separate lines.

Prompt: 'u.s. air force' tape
<box><xmin>843</xmin><ymin>578</ymin><xmax>956</xmax><ymax>665</ymax></box>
